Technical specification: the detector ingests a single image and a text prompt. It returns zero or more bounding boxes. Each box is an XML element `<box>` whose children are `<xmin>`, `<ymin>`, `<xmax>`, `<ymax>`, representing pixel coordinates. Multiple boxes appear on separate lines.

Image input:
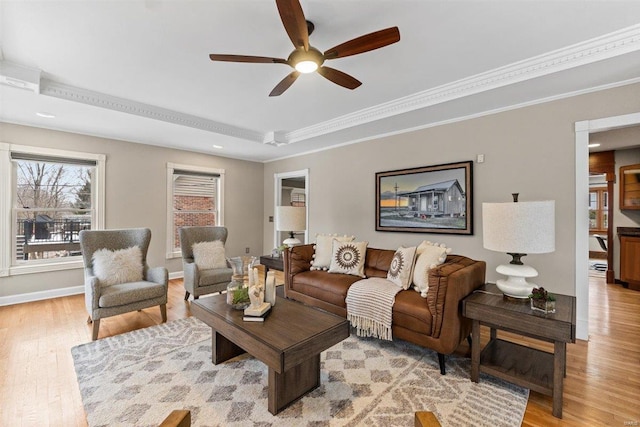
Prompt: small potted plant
<box><xmin>529</xmin><ymin>287</ymin><xmax>556</xmax><ymax>314</ymax></box>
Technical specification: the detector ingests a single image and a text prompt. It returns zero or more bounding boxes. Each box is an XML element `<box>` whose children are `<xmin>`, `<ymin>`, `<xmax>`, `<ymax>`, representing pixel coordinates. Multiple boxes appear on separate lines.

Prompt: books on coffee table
<box><xmin>243</xmin><ymin>308</ymin><xmax>271</xmax><ymax>322</ymax></box>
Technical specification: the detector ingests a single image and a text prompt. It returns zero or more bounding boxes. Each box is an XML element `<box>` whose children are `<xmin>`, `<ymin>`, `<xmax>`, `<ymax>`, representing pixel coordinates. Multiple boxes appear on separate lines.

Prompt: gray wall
<box><xmin>0</xmin><ymin>123</ymin><xmax>264</xmax><ymax>298</ymax></box>
<box><xmin>263</xmin><ymin>82</ymin><xmax>640</xmax><ymax>297</ymax></box>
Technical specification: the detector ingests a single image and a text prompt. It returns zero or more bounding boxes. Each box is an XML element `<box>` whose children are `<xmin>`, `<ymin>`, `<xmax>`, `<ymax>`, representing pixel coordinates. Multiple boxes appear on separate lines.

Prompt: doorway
<box><xmin>273</xmin><ymin>169</ymin><xmax>309</xmax><ymax>250</ymax></box>
<box><xmin>575</xmin><ymin>112</ymin><xmax>640</xmax><ymax>340</ymax></box>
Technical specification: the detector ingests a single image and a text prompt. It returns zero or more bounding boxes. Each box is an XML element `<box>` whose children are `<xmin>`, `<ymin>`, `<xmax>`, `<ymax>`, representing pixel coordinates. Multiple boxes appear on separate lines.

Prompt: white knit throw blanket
<box><xmin>346</xmin><ymin>277</ymin><xmax>402</xmax><ymax>341</ymax></box>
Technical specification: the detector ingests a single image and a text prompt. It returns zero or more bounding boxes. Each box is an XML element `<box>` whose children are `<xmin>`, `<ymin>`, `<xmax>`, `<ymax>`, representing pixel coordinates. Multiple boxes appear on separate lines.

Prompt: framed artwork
<box><xmin>375</xmin><ymin>161</ymin><xmax>473</xmax><ymax>235</ymax></box>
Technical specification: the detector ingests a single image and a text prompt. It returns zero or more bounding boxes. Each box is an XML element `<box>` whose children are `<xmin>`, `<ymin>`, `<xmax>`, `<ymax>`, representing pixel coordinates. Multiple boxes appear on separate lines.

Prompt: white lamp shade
<box><xmin>482</xmin><ymin>200</ymin><xmax>555</xmax><ymax>254</ymax></box>
<box><xmin>275</xmin><ymin>206</ymin><xmax>306</xmax><ymax>232</ymax></box>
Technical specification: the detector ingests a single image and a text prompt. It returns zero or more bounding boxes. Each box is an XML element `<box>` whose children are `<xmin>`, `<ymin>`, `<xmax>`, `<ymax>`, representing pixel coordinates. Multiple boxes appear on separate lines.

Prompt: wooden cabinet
<box><xmin>620</xmin><ymin>234</ymin><xmax>640</xmax><ymax>291</ymax></box>
<box><xmin>620</xmin><ymin>164</ymin><xmax>640</xmax><ymax>210</ymax></box>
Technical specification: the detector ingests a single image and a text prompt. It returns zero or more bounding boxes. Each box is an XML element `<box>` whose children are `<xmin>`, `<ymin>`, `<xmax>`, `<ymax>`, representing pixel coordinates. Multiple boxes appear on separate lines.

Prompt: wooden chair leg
<box><xmin>160</xmin><ymin>304</ymin><xmax>167</xmax><ymax>322</ymax></box>
<box><xmin>92</xmin><ymin>319</ymin><xmax>100</xmax><ymax>341</ymax></box>
<box><xmin>184</xmin><ymin>291</ymin><xmax>190</xmax><ymax>301</ymax></box>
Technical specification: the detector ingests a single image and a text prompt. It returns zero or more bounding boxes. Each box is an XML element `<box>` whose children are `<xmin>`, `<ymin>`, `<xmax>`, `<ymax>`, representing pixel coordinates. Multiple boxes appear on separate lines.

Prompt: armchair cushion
<box><xmin>98</xmin><ymin>281</ymin><xmax>167</xmax><ymax>308</ymax></box>
<box><xmin>192</xmin><ymin>241</ymin><xmax>227</xmax><ymax>270</ymax></box>
<box><xmin>92</xmin><ymin>246</ymin><xmax>143</xmax><ymax>287</ymax></box>
<box><xmin>198</xmin><ymin>267</ymin><xmax>233</xmax><ymax>287</ymax></box>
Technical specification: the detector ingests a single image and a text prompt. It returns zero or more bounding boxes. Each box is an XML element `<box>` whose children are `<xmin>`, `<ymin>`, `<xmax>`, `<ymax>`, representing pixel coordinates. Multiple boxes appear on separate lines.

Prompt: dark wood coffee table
<box><xmin>191</xmin><ymin>294</ymin><xmax>349</xmax><ymax>414</ymax></box>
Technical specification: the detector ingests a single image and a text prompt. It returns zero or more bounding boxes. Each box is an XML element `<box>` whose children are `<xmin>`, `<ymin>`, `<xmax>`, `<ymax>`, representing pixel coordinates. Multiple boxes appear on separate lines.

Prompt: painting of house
<box><xmin>376</xmin><ymin>161</ymin><xmax>472</xmax><ymax>234</ymax></box>
<box><xmin>399</xmin><ymin>179</ymin><xmax>466</xmax><ymax>218</ymax></box>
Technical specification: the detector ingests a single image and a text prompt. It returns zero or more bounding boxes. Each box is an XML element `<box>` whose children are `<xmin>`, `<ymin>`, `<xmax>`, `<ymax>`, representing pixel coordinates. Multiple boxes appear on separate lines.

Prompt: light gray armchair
<box><xmin>179</xmin><ymin>226</ymin><xmax>232</xmax><ymax>301</ymax></box>
<box><xmin>79</xmin><ymin>228</ymin><xmax>168</xmax><ymax>340</ymax></box>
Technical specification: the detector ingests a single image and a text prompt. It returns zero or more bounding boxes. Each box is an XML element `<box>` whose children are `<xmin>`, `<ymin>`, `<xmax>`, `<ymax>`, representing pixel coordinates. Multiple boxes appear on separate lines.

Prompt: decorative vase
<box><xmin>226</xmin><ymin>256</ymin><xmax>257</xmax><ymax>310</ymax></box>
<box><xmin>530</xmin><ymin>298</ymin><xmax>556</xmax><ymax>314</ymax></box>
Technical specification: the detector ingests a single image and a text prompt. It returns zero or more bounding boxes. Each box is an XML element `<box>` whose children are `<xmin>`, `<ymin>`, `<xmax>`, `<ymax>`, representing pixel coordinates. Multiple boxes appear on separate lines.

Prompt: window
<box><xmin>1</xmin><ymin>143</ymin><xmax>105</xmax><ymax>276</ymax></box>
<box><xmin>589</xmin><ymin>187</ymin><xmax>608</xmax><ymax>232</ymax></box>
<box><xmin>166</xmin><ymin>163</ymin><xmax>224</xmax><ymax>258</ymax></box>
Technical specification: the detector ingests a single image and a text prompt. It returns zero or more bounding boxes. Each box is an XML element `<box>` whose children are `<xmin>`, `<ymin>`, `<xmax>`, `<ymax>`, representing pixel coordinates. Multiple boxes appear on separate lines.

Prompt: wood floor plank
<box><xmin>0</xmin><ymin>274</ymin><xmax>639</xmax><ymax>425</ymax></box>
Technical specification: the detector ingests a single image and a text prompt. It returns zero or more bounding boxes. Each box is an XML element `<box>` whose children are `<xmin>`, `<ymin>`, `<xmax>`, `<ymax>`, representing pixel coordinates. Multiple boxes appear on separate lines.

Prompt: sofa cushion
<box><xmin>192</xmin><ymin>240</ymin><xmax>227</xmax><ymax>270</ymax></box>
<box><xmin>290</xmin><ymin>270</ymin><xmax>361</xmax><ymax>308</ymax></box>
<box><xmin>92</xmin><ymin>246</ymin><xmax>143</xmax><ymax>287</ymax></box>
<box><xmin>387</xmin><ymin>246</ymin><xmax>417</xmax><ymax>289</ymax></box>
<box><xmin>329</xmin><ymin>240</ymin><xmax>368</xmax><ymax>277</ymax></box>
<box><xmin>311</xmin><ymin>234</ymin><xmax>355</xmax><ymax>270</ymax></box>
<box><xmin>98</xmin><ymin>281</ymin><xmax>166</xmax><ymax>308</ymax></box>
<box><xmin>392</xmin><ymin>290</ymin><xmax>433</xmax><ymax>336</ymax></box>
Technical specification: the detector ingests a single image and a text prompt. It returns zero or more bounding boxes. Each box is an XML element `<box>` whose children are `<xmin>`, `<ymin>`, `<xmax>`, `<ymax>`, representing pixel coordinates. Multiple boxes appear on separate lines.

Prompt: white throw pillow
<box><xmin>328</xmin><ymin>240</ymin><xmax>368</xmax><ymax>277</ymax></box>
<box><xmin>387</xmin><ymin>246</ymin><xmax>417</xmax><ymax>289</ymax></box>
<box><xmin>412</xmin><ymin>241</ymin><xmax>452</xmax><ymax>298</ymax></box>
<box><xmin>92</xmin><ymin>246</ymin><xmax>144</xmax><ymax>287</ymax></box>
<box><xmin>192</xmin><ymin>241</ymin><xmax>227</xmax><ymax>270</ymax></box>
<box><xmin>310</xmin><ymin>233</ymin><xmax>355</xmax><ymax>271</ymax></box>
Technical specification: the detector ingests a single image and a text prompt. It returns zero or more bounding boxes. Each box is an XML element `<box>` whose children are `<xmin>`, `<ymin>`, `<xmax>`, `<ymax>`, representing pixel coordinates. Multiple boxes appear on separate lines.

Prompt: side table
<box><xmin>462</xmin><ymin>283</ymin><xmax>576</xmax><ymax>418</ymax></box>
<box><xmin>259</xmin><ymin>255</ymin><xmax>284</xmax><ymax>282</ymax></box>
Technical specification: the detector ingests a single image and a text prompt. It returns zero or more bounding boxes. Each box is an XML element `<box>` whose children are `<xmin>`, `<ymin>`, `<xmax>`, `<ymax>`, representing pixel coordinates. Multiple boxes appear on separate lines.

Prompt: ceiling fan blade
<box><xmin>317</xmin><ymin>66</ymin><xmax>362</xmax><ymax>90</ymax></box>
<box><xmin>209</xmin><ymin>54</ymin><xmax>288</xmax><ymax>64</ymax></box>
<box><xmin>269</xmin><ymin>71</ymin><xmax>301</xmax><ymax>96</ymax></box>
<box><xmin>275</xmin><ymin>0</ymin><xmax>309</xmax><ymax>50</ymax></box>
<box><xmin>323</xmin><ymin>27</ymin><xmax>400</xmax><ymax>60</ymax></box>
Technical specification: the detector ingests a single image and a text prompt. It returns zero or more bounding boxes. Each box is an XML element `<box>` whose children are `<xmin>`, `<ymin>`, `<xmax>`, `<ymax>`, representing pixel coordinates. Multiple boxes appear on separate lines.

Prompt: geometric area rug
<box><xmin>72</xmin><ymin>317</ymin><xmax>528</xmax><ymax>427</ymax></box>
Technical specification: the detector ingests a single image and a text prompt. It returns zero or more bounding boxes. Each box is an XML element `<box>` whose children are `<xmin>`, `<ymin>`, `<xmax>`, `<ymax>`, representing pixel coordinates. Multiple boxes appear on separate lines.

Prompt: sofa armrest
<box><xmin>427</xmin><ymin>255</ymin><xmax>486</xmax><ymax>350</ymax></box>
<box><xmin>284</xmin><ymin>244</ymin><xmax>314</xmax><ymax>297</ymax></box>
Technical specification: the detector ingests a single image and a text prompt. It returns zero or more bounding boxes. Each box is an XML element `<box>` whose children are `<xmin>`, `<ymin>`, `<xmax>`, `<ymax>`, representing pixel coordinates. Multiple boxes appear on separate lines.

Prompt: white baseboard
<box><xmin>0</xmin><ymin>285</ymin><xmax>84</xmax><ymax>307</ymax></box>
<box><xmin>0</xmin><ymin>272</ymin><xmax>184</xmax><ymax>307</ymax></box>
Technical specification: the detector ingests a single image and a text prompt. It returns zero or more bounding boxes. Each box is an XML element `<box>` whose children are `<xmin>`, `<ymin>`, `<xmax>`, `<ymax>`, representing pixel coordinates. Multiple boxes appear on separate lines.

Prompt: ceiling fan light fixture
<box><xmin>295</xmin><ymin>60</ymin><xmax>318</xmax><ymax>73</ymax></box>
<box><xmin>289</xmin><ymin>47</ymin><xmax>323</xmax><ymax>74</ymax></box>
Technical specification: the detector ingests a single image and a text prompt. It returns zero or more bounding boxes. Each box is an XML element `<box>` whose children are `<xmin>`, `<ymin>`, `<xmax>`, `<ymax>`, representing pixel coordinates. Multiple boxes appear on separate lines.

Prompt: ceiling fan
<box><xmin>209</xmin><ymin>0</ymin><xmax>400</xmax><ymax>96</ymax></box>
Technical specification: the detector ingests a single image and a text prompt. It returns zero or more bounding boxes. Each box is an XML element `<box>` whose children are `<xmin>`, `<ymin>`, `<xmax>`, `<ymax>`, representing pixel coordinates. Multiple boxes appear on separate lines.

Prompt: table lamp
<box><xmin>275</xmin><ymin>206</ymin><xmax>306</xmax><ymax>247</ymax></box>
<box><xmin>482</xmin><ymin>194</ymin><xmax>555</xmax><ymax>299</ymax></box>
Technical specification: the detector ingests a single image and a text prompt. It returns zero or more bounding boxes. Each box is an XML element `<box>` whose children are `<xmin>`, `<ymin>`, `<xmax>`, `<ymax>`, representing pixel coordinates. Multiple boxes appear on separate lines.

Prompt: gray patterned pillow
<box><xmin>328</xmin><ymin>240</ymin><xmax>368</xmax><ymax>277</ymax></box>
<box><xmin>387</xmin><ymin>246</ymin><xmax>417</xmax><ymax>289</ymax></box>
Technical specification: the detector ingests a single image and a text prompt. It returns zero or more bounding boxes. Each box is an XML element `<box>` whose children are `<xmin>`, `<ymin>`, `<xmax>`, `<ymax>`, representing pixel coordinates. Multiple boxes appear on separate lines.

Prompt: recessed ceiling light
<box><xmin>588</xmin><ymin>143</ymin><xmax>601</xmax><ymax>148</ymax></box>
<box><xmin>212</xmin><ymin>145</ymin><xmax>223</xmax><ymax>149</ymax></box>
<box><xmin>36</xmin><ymin>112</ymin><xmax>56</xmax><ymax>118</ymax></box>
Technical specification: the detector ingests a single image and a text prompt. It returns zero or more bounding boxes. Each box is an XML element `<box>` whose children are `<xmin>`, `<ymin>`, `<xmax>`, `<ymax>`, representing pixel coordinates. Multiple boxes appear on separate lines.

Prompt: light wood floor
<box><xmin>1</xmin><ymin>272</ymin><xmax>638</xmax><ymax>426</ymax></box>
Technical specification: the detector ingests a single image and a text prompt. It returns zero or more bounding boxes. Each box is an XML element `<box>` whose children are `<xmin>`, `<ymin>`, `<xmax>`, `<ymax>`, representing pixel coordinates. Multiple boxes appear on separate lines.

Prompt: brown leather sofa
<box><xmin>284</xmin><ymin>244</ymin><xmax>486</xmax><ymax>374</ymax></box>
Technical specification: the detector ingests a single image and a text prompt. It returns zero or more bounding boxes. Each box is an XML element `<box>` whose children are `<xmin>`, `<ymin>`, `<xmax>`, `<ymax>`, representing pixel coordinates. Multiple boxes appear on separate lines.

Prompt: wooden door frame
<box><xmin>589</xmin><ymin>152</ymin><xmax>615</xmax><ymax>283</ymax></box>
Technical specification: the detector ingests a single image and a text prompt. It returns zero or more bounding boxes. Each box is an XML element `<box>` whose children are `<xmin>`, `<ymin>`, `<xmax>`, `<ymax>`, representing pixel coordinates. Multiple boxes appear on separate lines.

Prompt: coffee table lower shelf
<box><xmin>480</xmin><ymin>338</ymin><xmax>553</xmax><ymax>396</ymax></box>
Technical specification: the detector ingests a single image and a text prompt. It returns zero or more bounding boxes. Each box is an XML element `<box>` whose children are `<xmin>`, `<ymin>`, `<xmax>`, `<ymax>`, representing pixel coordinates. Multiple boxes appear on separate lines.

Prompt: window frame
<box><xmin>165</xmin><ymin>162</ymin><xmax>225</xmax><ymax>259</ymax></box>
<box><xmin>589</xmin><ymin>186</ymin><xmax>608</xmax><ymax>233</ymax></box>
<box><xmin>0</xmin><ymin>143</ymin><xmax>105</xmax><ymax>277</ymax></box>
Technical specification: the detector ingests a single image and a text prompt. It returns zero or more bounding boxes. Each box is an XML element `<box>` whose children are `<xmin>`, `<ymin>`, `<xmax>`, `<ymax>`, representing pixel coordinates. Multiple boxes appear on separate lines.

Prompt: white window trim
<box><xmin>1</xmin><ymin>143</ymin><xmax>105</xmax><ymax>276</ymax></box>
<box><xmin>166</xmin><ymin>162</ymin><xmax>225</xmax><ymax>259</ymax></box>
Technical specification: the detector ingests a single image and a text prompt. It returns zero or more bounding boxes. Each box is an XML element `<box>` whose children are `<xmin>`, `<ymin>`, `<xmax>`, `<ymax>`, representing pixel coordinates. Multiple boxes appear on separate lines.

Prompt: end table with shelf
<box><xmin>462</xmin><ymin>283</ymin><xmax>576</xmax><ymax>418</ymax></box>
<box><xmin>259</xmin><ymin>255</ymin><xmax>284</xmax><ymax>282</ymax></box>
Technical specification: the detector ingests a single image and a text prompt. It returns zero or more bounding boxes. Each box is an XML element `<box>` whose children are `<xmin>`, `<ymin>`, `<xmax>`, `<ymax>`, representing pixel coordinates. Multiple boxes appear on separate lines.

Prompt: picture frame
<box><xmin>375</xmin><ymin>161</ymin><xmax>473</xmax><ymax>235</ymax></box>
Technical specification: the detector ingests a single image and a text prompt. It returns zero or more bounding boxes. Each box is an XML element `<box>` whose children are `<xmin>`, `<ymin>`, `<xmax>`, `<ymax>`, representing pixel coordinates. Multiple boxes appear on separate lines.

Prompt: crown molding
<box><xmin>282</xmin><ymin>23</ymin><xmax>640</xmax><ymax>145</ymax></box>
<box><xmin>33</xmin><ymin>23</ymin><xmax>640</xmax><ymax>147</ymax></box>
<box><xmin>40</xmin><ymin>79</ymin><xmax>265</xmax><ymax>143</ymax></box>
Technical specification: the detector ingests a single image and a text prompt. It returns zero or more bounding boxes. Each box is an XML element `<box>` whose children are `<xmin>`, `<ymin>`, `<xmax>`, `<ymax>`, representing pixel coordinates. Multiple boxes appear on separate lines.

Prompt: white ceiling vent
<box><xmin>0</xmin><ymin>61</ymin><xmax>41</xmax><ymax>93</ymax></box>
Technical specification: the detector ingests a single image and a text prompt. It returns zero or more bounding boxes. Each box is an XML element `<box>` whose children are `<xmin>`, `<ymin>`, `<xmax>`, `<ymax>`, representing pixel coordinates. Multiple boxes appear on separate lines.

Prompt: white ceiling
<box><xmin>1</xmin><ymin>1</ymin><xmax>640</xmax><ymax>162</ymax></box>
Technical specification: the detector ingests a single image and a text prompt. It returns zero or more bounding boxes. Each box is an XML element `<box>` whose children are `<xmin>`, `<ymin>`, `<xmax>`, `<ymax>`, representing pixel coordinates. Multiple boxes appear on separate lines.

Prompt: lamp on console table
<box><xmin>482</xmin><ymin>193</ymin><xmax>555</xmax><ymax>299</ymax></box>
<box><xmin>275</xmin><ymin>206</ymin><xmax>306</xmax><ymax>247</ymax></box>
